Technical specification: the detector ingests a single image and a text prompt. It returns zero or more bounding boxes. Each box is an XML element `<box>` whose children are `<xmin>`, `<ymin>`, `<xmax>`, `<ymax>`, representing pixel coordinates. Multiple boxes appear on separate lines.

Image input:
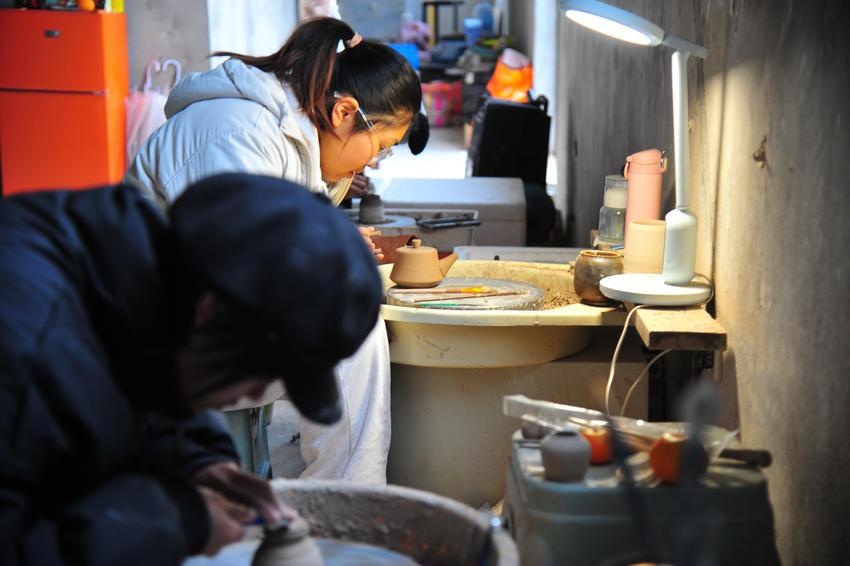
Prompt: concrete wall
<box><xmin>339</xmin><ymin>0</ymin><xmax>406</xmax><ymax>41</ymax></box>
<box><xmin>557</xmin><ymin>1</ymin><xmax>850</xmax><ymax>563</ymax></box>
<box><xmin>126</xmin><ymin>1</ymin><xmax>297</xmax><ymax>88</ymax></box>
<box><xmin>506</xmin><ymin>0</ymin><xmax>533</xmax><ymax>56</ymax></box>
<box><xmin>126</xmin><ymin>0</ymin><xmax>210</xmax><ymax>91</ymax></box>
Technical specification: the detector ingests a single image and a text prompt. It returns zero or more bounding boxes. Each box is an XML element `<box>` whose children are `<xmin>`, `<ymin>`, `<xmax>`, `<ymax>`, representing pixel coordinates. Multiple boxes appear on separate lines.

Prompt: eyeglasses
<box><xmin>334</xmin><ymin>91</ymin><xmax>393</xmax><ymax>166</ymax></box>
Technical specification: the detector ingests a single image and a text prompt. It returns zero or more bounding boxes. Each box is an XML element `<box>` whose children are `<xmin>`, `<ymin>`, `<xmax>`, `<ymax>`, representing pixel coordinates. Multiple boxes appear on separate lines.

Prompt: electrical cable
<box><xmin>605</xmin><ymin>273</ymin><xmax>715</xmax><ymax>416</ymax></box>
<box><xmin>604</xmin><ymin>304</ymin><xmax>648</xmax><ymax>414</ymax></box>
<box><xmin>620</xmin><ymin>348</ymin><xmax>671</xmax><ymax>416</ymax></box>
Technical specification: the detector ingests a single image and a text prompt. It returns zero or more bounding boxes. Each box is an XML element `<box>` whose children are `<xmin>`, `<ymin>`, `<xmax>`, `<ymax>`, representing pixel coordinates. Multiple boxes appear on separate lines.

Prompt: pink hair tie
<box><xmin>345</xmin><ymin>33</ymin><xmax>362</xmax><ymax>49</ymax></box>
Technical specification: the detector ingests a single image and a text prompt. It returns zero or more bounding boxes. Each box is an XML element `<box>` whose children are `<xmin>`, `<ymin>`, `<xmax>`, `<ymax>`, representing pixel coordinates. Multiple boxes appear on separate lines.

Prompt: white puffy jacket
<box><xmin>125</xmin><ymin>61</ymin><xmax>390</xmax><ymax>482</ymax></box>
<box><xmin>124</xmin><ymin>59</ymin><xmax>350</xmax><ymax>208</ymax></box>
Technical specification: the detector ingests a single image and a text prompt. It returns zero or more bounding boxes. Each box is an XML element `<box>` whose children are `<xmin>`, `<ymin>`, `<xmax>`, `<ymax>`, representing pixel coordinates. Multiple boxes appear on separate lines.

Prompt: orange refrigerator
<box><xmin>0</xmin><ymin>9</ymin><xmax>129</xmax><ymax>196</ymax></box>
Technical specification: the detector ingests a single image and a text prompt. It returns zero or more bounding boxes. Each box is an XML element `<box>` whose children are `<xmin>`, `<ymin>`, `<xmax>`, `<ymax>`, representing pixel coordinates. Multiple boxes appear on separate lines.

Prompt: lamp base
<box><xmin>599</xmin><ymin>273</ymin><xmax>711</xmax><ymax>306</ymax></box>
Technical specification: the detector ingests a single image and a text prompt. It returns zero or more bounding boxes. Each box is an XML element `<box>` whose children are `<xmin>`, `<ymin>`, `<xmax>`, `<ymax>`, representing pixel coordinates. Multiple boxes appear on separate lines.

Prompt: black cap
<box><xmin>169</xmin><ymin>174</ymin><xmax>382</xmax><ymax>424</ymax></box>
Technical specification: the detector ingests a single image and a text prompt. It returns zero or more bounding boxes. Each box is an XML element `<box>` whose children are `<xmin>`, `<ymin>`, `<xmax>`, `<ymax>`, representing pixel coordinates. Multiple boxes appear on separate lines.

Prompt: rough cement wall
<box><xmin>126</xmin><ymin>0</ymin><xmax>210</xmax><ymax>90</ymax></box>
<box><xmin>339</xmin><ymin>0</ymin><xmax>406</xmax><ymax>41</ymax></box>
<box><xmin>557</xmin><ymin>1</ymin><xmax>850</xmax><ymax>562</ymax></box>
<box><xmin>507</xmin><ymin>0</ymin><xmax>533</xmax><ymax>57</ymax></box>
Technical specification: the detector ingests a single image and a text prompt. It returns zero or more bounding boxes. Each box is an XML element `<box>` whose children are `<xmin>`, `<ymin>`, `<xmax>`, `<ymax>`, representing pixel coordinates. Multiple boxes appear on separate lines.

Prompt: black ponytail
<box><xmin>407</xmin><ymin>112</ymin><xmax>430</xmax><ymax>155</ymax></box>
<box><xmin>213</xmin><ymin>17</ymin><xmax>423</xmax><ymax>138</ymax></box>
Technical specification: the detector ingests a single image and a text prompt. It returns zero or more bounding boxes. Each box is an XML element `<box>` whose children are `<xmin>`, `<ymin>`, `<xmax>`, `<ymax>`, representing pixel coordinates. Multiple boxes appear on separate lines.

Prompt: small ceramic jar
<box><xmin>252</xmin><ymin>517</ymin><xmax>323</xmax><ymax>566</ymax></box>
<box><xmin>540</xmin><ymin>429</ymin><xmax>591</xmax><ymax>483</ymax></box>
<box><xmin>358</xmin><ymin>193</ymin><xmax>385</xmax><ymax>225</ymax></box>
<box><xmin>573</xmin><ymin>250</ymin><xmax>624</xmax><ymax>305</ymax></box>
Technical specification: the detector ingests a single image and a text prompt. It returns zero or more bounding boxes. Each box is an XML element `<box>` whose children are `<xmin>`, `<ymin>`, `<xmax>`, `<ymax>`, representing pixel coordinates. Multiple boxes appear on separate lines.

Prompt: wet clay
<box><xmin>252</xmin><ymin>518</ymin><xmax>322</xmax><ymax>566</ymax></box>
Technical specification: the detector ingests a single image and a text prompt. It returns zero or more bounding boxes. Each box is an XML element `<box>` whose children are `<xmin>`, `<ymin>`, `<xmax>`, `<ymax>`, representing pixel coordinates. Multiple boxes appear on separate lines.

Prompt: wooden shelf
<box><xmin>631</xmin><ymin>305</ymin><xmax>727</xmax><ymax>351</ymax></box>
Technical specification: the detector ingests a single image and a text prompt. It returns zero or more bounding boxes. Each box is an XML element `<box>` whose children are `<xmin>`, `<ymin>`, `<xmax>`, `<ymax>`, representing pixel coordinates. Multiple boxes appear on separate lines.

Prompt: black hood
<box><xmin>169</xmin><ymin>174</ymin><xmax>383</xmax><ymax>424</ymax></box>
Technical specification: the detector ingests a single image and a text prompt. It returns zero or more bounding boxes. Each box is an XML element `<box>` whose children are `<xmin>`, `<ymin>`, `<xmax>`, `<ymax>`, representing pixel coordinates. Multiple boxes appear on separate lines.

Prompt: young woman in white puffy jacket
<box><xmin>126</xmin><ymin>16</ymin><xmax>428</xmax><ymax>484</ymax></box>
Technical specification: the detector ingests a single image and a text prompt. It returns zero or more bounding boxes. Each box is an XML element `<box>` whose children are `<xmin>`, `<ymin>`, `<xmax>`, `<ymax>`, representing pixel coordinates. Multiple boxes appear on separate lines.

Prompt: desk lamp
<box><xmin>561</xmin><ymin>0</ymin><xmax>712</xmax><ymax>306</ymax></box>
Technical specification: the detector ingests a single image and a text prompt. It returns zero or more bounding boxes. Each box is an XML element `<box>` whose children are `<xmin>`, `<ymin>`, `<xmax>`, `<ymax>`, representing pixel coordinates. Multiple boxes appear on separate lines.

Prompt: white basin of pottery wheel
<box><xmin>380</xmin><ymin>260</ymin><xmax>624</xmax><ymax>368</ymax></box>
<box><xmin>381</xmin><ymin>260</ymin><xmax>629</xmax><ymax>507</ymax></box>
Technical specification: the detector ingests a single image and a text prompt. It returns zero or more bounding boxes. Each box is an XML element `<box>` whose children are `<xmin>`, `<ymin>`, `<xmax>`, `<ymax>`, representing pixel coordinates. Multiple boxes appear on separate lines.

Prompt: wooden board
<box><xmin>632</xmin><ymin>306</ymin><xmax>727</xmax><ymax>351</ymax></box>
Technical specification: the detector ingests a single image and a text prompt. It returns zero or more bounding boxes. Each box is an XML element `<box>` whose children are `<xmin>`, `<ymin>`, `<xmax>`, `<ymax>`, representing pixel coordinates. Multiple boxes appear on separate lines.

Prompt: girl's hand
<box><xmin>358</xmin><ymin>226</ymin><xmax>384</xmax><ymax>262</ymax></box>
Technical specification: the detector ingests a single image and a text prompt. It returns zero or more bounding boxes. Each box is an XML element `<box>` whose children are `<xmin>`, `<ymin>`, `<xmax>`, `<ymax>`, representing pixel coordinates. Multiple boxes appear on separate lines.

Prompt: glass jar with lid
<box><xmin>598</xmin><ymin>175</ymin><xmax>628</xmax><ymax>246</ymax></box>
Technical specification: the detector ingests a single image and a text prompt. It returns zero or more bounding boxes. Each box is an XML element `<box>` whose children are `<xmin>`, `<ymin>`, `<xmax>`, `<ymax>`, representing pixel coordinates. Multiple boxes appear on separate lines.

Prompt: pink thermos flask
<box><xmin>623</xmin><ymin>148</ymin><xmax>667</xmax><ymax>243</ymax></box>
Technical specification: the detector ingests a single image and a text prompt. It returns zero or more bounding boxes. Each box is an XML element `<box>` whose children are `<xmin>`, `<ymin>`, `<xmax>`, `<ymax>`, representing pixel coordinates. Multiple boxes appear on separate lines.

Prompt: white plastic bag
<box><xmin>125</xmin><ymin>59</ymin><xmax>181</xmax><ymax>164</ymax></box>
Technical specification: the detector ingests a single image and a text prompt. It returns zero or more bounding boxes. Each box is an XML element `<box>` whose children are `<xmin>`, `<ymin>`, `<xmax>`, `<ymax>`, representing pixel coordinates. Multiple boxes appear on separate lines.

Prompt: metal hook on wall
<box><xmin>161</xmin><ymin>58</ymin><xmax>183</xmax><ymax>89</ymax></box>
<box><xmin>143</xmin><ymin>59</ymin><xmax>162</xmax><ymax>92</ymax></box>
<box><xmin>142</xmin><ymin>58</ymin><xmax>183</xmax><ymax>92</ymax></box>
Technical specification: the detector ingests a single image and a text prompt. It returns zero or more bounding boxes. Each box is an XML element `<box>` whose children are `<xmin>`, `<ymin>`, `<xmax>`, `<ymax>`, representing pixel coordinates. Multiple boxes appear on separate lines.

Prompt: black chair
<box><xmin>467</xmin><ymin>94</ymin><xmax>555</xmax><ymax>244</ymax></box>
<box><xmin>466</xmin><ymin>93</ymin><xmax>550</xmax><ymax>185</ymax></box>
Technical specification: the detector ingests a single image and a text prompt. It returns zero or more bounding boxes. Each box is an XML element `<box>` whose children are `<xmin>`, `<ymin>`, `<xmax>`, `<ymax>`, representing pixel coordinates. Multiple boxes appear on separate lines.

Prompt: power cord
<box><xmin>605</xmin><ymin>273</ymin><xmax>716</xmax><ymax>417</ymax></box>
<box><xmin>621</xmin><ymin>348</ymin><xmax>670</xmax><ymax>416</ymax></box>
<box><xmin>604</xmin><ymin>304</ymin><xmax>648</xmax><ymax>414</ymax></box>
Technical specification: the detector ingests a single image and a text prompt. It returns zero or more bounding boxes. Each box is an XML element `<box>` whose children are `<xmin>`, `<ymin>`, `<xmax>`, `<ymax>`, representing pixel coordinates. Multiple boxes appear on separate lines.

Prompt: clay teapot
<box><xmin>389</xmin><ymin>239</ymin><xmax>458</xmax><ymax>288</ymax></box>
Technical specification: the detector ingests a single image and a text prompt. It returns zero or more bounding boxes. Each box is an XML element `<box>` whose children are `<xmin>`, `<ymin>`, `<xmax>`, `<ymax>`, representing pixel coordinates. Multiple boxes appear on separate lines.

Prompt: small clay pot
<box><xmin>521</xmin><ymin>421</ymin><xmax>550</xmax><ymax>440</ymax></box>
<box><xmin>252</xmin><ymin>517</ymin><xmax>323</xmax><ymax>566</ymax></box>
<box><xmin>358</xmin><ymin>193</ymin><xmax>385</xmax><ymax>225</ymax></box>
<box><xmin>540</xmin><ymin>429</ymin><xmax>591</xmax><ymax>483</ymax></box>
<box><xmin>573</xmin><ymin>250</ymin><xmax>623</xmax><ymax>306</ymax></box>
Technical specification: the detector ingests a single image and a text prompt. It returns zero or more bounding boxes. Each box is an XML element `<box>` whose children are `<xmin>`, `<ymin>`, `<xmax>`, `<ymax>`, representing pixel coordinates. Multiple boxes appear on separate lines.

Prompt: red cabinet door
<box><xmin>0</xmin><ymin>90</ymin><xmax>123</xmax><ymax>194</ymax></box>
<box><xmin>0</xmin><ymin>10</ymin><xmax>128</xmax><ymax>93</ymax></box>
<box><xmin>0</xmin><ymin>10</ymin><xmax>128</xmax><ymax>195</ymax></box>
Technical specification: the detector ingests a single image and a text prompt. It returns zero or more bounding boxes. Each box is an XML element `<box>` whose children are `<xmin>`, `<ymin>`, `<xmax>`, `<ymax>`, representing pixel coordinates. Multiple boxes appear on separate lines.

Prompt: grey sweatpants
<box><xmin>299</xmin><ymin>319</ymin><xmax>391</xmax><ymax>484</ymax></box>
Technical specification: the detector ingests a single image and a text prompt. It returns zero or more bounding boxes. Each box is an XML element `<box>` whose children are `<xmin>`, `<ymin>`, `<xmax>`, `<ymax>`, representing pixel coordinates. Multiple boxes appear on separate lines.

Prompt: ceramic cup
<box><xmin>540</xmin><ymin>429</ymin><xmax>591</xmax><ymax>483</ymax></box>
<box><xmin>623</xmin><ymin>219</ymin><xmax>666</xmax><ymax>274</ymax></box>
<box><xmin>573</xmin><ymin>250</ymin><xmax>624</xmax><ymax>306</ymax></box>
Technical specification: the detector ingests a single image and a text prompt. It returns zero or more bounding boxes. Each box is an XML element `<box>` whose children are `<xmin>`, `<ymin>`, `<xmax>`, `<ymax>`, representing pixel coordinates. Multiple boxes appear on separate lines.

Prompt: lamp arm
<box><xmin>662</xmin><ymin>49</ymin><xmax>698</xmax><ymax>285</ymax></box>
<box><xmin>671</xmin><ymin>49</ymin><xmax>690</xmax><ymax>210</ymax></box>
<box><xmin>662</xmin><ymin>34</ymin><xmax>709</xmax><ymax>59</ymax></box>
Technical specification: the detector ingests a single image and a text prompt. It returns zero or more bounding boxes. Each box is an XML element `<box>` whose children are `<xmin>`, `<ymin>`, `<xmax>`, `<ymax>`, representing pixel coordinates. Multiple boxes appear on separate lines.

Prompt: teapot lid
<box><xmin>397</xmin><ymin>238</ymin><xmax>435</xmax><ymax>255</ymax></box>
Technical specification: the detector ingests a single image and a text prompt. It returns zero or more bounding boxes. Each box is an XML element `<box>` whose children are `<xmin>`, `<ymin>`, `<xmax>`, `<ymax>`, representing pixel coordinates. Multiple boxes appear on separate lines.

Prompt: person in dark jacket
<box><xmin>0</xmin><ymin>173</ymin><xmax>383</xmax><ymax>565</ymax></box>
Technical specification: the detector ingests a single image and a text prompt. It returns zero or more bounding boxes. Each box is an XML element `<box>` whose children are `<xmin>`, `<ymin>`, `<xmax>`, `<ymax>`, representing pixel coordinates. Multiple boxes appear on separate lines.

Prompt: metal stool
<box><xmin>223</xmin><ymin>406</ymin><xmax>272</xmax><ymax>478</ymax></box>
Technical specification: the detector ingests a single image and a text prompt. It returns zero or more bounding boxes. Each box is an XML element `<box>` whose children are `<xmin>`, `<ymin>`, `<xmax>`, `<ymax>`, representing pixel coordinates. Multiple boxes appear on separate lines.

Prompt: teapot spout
<box><xmin>439</xmin><ymin>252</ymin><xmax>459</xmax><ymax>276</ymax></box>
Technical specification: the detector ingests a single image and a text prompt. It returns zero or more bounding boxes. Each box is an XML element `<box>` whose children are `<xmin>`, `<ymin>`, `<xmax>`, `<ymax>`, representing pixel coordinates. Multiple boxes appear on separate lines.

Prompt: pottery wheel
<box><xmin>357</xmin><ymin>214</ymin><xmax>417</xmax><ymax>228</ymax></box>
<box><xmin>183</xmin><ymin>538</ymin><xmax>419</xmax><ymax>566</ymax></box>
<box><xmin>386</xmin><ymin>277</ymin><xmax>544</xmax><ymax>310</ymax></box>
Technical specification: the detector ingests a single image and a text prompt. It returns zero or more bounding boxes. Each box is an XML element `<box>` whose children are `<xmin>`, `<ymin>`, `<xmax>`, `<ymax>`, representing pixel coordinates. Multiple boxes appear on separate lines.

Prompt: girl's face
<box><xmin>318</xmin><ymin>95</ymin><xmax>410</xmax><ymax>183</ymax></box>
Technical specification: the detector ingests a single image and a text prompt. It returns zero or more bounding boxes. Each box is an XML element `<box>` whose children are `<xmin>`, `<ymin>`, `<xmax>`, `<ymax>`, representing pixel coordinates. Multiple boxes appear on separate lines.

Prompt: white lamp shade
<box><xmin>561</xmin><ymin>0</ymin><xmax>664</xmax><ymax>46</ymax></box>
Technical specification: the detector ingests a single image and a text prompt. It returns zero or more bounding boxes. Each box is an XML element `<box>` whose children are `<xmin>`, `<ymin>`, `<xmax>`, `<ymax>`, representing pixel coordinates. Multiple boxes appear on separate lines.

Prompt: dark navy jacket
<box><xmin>0</xmin><ymin>187</ymin><xmax>237</xmax><ymax>565</ymax></box>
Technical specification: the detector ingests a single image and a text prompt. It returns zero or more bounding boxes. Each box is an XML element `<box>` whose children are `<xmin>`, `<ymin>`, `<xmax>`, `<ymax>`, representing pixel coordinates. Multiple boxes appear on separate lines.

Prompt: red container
<box><xmin>0</xmin><ymin>9</ymin><xmax>129</xmax><ymax>195</ymax></box>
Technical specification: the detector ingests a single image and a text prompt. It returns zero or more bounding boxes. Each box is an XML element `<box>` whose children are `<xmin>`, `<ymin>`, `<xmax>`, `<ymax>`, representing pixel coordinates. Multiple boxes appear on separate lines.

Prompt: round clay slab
<box><xmin>386</xmin><ymin>277</ymin><xmax>544</xmax><ymax>310</ymax></box>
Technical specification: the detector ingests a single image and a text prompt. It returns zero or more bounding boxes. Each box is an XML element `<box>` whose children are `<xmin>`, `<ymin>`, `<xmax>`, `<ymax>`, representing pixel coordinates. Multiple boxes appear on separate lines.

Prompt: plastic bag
<box><xmin>125</xmin><ymin>59</ymin><xmax>181</xmax><ymax>163</ymax></box>
<box><xmin>485</xmin><ymin>48</ymin><xmax>533</xmax><ymax>103</ymax></box>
